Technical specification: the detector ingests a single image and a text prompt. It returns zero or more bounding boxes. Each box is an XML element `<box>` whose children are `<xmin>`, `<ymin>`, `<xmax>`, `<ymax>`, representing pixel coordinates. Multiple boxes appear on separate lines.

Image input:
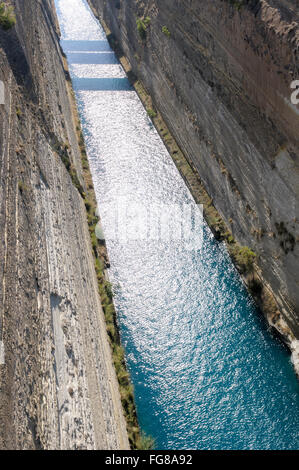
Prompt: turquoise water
<box><xmin>55</xmin><ymin>0</ymin><xmax>299</xmax><ymax>450</ymax></box>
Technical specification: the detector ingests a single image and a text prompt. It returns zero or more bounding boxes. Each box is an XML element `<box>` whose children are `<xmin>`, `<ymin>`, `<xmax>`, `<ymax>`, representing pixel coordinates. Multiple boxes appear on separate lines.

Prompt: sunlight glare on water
<box><xmin>55</xmin><ymin>0</ymin><xmax>299</xmax><ymax>450</ymax></box>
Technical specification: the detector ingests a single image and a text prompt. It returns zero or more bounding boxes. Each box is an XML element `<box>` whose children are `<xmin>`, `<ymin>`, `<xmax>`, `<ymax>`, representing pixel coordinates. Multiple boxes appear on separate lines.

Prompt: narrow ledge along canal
<box><xmin>55</xmin><ymin>0</ymin><xmax>299</xmax><ymax>450</ymax></box>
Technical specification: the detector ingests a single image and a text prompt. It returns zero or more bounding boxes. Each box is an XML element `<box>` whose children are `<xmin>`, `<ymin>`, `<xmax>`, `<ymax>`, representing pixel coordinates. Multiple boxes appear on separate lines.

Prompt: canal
<box><xmin>55</xmin><ymin>0</ymin><xmax>299</xmax><ymax>450</ymax></box>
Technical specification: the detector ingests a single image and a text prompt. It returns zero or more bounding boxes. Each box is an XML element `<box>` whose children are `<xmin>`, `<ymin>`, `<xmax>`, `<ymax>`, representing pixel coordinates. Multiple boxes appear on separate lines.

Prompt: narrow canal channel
<box><xmin>55</xmin><ymin>0</ymin><xmax>299</xmax><ymax>450</ymax></box>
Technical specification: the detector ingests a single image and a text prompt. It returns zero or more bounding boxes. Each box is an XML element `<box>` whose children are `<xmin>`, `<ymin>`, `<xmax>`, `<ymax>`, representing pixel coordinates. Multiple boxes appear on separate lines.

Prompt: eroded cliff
<box><xmin>0</xmin><ymin>0</ymin><xmax>128</xmax><ymax>449</ymax></box>
<box><xmin>89</xmin><ymin>0</ymin><xmax>299</xmax><ymax>367</ymax></box>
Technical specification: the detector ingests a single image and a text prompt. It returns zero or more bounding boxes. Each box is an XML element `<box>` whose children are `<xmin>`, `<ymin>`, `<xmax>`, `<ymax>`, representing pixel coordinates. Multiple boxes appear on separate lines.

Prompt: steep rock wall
<box><xmin>0</xmin><ymin>0</ymin><xmax>128</xmax><ymax>449</ymax></box>
<box><xmin>89</xmin><ymin>0</ymin><xmax>299</xmax><ymax>343</ymax></box>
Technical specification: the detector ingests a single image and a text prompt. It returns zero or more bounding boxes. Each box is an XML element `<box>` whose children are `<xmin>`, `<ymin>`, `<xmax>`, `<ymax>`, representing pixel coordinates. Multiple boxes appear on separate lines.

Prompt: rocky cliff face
<box><xmin>0</xmin><ymin>0</ymin><xmax>128</xmax><ymax>450</ymax></box>
<box><xmin>89</xmin><ymin>0</ymin><xmax>299</xmax><ymax>351</ymax></box>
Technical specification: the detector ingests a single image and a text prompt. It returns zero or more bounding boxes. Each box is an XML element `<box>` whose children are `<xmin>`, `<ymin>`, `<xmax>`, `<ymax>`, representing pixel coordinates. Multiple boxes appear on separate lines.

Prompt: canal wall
<box><xmin>0</xmin><ymin>0</ymin><xmax>129</xmax><ymax>449</ymax></box>
<box><xmin>88</xmin><ymin>0</ymin><xmax>299</xmax><ymax>369</ymax></box>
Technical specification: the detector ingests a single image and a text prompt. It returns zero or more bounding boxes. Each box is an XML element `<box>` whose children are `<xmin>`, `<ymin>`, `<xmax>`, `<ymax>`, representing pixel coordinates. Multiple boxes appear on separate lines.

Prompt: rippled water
<box><xmin>55</xmin><ymin>0</ymin><xmax>299</xmax><ymax>450</ymax></box>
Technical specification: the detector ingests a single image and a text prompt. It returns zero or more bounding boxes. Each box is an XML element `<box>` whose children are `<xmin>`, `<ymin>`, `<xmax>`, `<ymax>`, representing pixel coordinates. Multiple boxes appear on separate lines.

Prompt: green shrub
<box><xmin>18</xmin><ymin>181</ymin><xmax>29</xmax><ymax>194</ymax></box>
<box><xmin>0</xmin><ymin>2</ymin><xmax>16</xmax><ymax>30</ymax></box>
<box><xmin>82</xmin><ymin>157</ymin><xmax>89</xmax><ymax>170</ymax></box>
<box><xmin>235</xmin><ymin>246</ymin><xmax>256</xmax><ymax>273</ymax></box>
<box><xmin>227</xmin><ymin>0</ymin><xmax>259</xmax><ymax>10</ymax></box>
<box><xmin>105</xmin><ymin>281</ymin><xmax>114</xmax><ymax>300</ymax></box>
<box><xmin>136</xmin><ymin>17</ymin><xmax>150</xmax><ymax>40</ymax></box>
<box><xmin>147</xmin><ymin>108</ymin><xmax>157</xmax><ymax>119</ymax></box>
<box><xmin>136</xmin><ymin>432</ymin><xmax>155</xmax><ymax>450</ymax></box>
<box><xmin>85</xmin><ymin>199</ymin><xmax>92</xmax><ymax>212</ymax></box>
<box><xmin>228</xmin><ymin>0</ymin><xmax>243</xmax><ymax>9</ymax></box>
<box><xmin>162</xmin><ymin>26</ymin><xmax>171</xmax><ymax>37</ymax></box>
<box><xmin>70</xmin><ymin>168</ymin><xmax>84</xmax><ymax>198</ymax></box>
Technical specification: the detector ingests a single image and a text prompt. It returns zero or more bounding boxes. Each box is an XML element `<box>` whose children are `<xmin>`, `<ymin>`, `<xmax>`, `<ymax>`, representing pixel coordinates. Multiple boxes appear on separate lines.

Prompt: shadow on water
<box><xmin>72</xmin><ymin>77</ymin><xmax>133</xmax><ymax>91</ymax></box>
<box><xmin>61</xmin><ymin>39</ymin><xmax>111</xmax><ymax>51</ymax></box>
<box><xmin>67</xmin><ymin>51</ymin><xmax>119</xmax><ymax>65</ymax></box>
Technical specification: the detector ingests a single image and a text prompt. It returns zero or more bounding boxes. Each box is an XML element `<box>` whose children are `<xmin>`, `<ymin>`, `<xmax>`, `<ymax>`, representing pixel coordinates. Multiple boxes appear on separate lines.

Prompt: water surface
<box><xmin>55</xmin><ymin>0</ymin><xmax>299</xmax><ymax>450</ymax></box>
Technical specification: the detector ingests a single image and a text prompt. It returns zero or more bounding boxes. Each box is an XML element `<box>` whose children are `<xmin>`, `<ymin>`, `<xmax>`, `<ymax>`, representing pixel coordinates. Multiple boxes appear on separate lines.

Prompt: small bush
<box><xmin>79</xmin><ymin>131</ymin><xmax>85</xmax><ymax>148</ymax></box>
<box><xmin>147</xmin><ymin>108</ymin><xmax>157</xmax><ymax>119</ymax></box>
<box><xmin>82</xmin><ymin>157</ymin><xmax>89</xmax><ymax>170</ymax></box>
<box><xmin>228</xmin><ymin>0</ymin><xmax>243</xmax><ymax>9</ymax></box>
<box><xmin>0</xmin><ymin>2</ymin><xmax>16</xmax><ymax>30</ymax></box>
<box><xmin>94</xmin><ymin>257</ymin><xmax>104</xmax><ymax>276</ymax></box>
<box><xmin>105</xmin><ymin>281</ymin><xmax>114</xmax><ymax>300</ymax></box>
<box><xmin>85</xmin><ymin>199</ymin><xmax>92</xmax><ymax>212</ymax></box>
<box><xmin>70</xmin><ymin>168</ymin><xmax>85</xmax><ymax>198</ymax></box>
<box><xmin>235</xmin><ymin>246</ymin><xmax>256</xmax><ymax>273</ymax></box>
<box><xmin>136</xmin><ymin>432</ymin><xmax>155</xmax><ymax>450</ymax></box>
<box><xmin>227</xmin><ymin>0</ymin><xmax>260</xmax><ymax>11</ymax></box>
<box><xmin>162</xmin><ymin>26</ymin><xmax>171</xmax><ymax>37</ymax></box>
<box><xmin>136</xmin><ymin>17</ymin><xmax>150</xmax><ymax>40</ymax></box>
<box><xmin>18</xmin><ymin>181</ymin><xmax>29</xmax><ymax>194</ymax></box>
